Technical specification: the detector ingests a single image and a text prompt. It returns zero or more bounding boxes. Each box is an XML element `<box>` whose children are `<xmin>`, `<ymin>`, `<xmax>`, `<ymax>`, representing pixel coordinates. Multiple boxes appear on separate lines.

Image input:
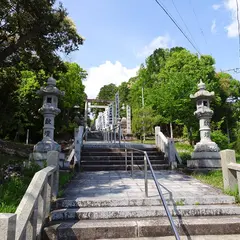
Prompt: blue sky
<box><xmin>61</xmin><ymin>0</ymin><xmax>240</xmax><ymax>98</ymax></box>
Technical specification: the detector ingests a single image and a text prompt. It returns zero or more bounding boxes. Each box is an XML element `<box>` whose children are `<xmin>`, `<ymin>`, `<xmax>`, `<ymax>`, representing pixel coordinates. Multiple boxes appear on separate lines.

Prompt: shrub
<box><xmin>211</xmin><ymin>130</ymin><xmax>229</xmax><ymax>150</ymax></box>
<box><xmin>179</xmin><ymin>152</ymin><xmax>191</xmax><ymax>165</ymax></box>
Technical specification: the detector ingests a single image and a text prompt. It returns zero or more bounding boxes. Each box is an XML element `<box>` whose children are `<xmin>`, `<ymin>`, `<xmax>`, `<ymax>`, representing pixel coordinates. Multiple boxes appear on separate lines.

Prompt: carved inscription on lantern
<box><xmin>45</xmin><ymin>118</ymin><xmax>52</xmax><ymax>125</ymax></box>
<box><xmin>204</xmin><ymin>120</ymin><xmax>210</xmax><ymax>127</ymax></box>
<box><xmin>44</xmin><ymin>130</ymin><xmax>50</xmax><ymax>137</ymax></box>
<box><xmin>204</xmin><ymin>132</ymin><xmax>210</xmax><ymax>138</ymax></box>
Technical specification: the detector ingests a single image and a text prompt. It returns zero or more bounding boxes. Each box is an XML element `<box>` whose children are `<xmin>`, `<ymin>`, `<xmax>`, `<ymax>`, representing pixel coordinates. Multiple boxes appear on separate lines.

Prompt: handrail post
<box><xmin>144</xmin><ymin>153</ymin><xmax>148</xmax><ymax>197</ymax></box>
<box><xmin>155</xmin><ymin>126</ymin><xmax>161</xmax><ymax>147</ymax></box>
<box><xmin>131</xmin><ymin>151</ymin><xmax>133</xmax><ymax>177</ymax></box>
<box><xmin>125</xmin><ymin>148</ymin><xmax>128</xmax><ymax>171</ymax></box>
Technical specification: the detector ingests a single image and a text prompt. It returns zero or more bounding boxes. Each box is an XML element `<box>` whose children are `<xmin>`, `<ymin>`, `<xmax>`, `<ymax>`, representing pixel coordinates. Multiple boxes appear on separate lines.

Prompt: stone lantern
<box><xmin>33</xmin><ymin>77</ymin><xmax>64</xmax><ymax>163</ymax></box>
<box><xmin>187</xmin><ymin>80</ymin><xmax>221</xmax><ymax>168</ymax></box>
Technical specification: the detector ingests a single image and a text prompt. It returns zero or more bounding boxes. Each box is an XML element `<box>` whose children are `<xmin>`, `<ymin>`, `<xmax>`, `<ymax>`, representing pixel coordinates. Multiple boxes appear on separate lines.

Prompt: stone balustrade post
<box><xmin>47</xmin><ymin>151</ymin><xmax>59</xmax><ymax>199</ymax></box>
<box><xmin>168</xmin><ymin>139</ymin><xmax>177</xmax><ymax>169</ymax></box>
<box><xmin>0</xmin><ymin>214</ymin><xmax>16</xmax><ymax>240</ymax></box>
<box><xmin>220</xmin><ymin>150</ymin><xmax>237</xmax><ymax>191</ymax></box>
<box><xmin>155</xmin><ymin>126</ymin><xmax>161</xmax><ymax>147</ymax></box>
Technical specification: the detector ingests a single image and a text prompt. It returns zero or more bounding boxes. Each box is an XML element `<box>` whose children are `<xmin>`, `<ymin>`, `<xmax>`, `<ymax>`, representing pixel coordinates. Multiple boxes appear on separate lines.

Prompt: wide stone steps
<box><xmin>44</xmin><ymin>168</ymin><xmax>240</xmax><ymax>239</ymax></box>
<box><xmin>80</xmin><ymin>146</ymin><xmax>168</xmax><ymax>172</ymax></box>
<box><xmin>44</xmin><ymin>216</ymin><xmax>240</xmax><ymax>239</ymax></box>
<box><xmin>50</xmin><ymin>204</ymin><xmax>240</xmax><ymax>221</ymax></box>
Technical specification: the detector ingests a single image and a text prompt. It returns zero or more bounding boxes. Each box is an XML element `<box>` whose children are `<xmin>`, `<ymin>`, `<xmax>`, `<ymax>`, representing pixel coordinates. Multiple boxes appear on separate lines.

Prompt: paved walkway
<box><xmin>63</xmin><ymin>170</ymin><xmax>227</xmax><ymax>201</ymax></box>
<box><xmin>107</xmin><ymin>236</ymin><xmax>240</xmax><ymax>240</ymax></box>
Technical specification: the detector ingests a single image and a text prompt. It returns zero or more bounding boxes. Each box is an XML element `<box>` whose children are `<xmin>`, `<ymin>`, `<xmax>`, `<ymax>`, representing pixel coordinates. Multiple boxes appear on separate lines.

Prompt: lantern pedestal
<box><xmin>187</xmin><ymin>141</ymin><xmax>221</xmax><ymax>168</ymax></box>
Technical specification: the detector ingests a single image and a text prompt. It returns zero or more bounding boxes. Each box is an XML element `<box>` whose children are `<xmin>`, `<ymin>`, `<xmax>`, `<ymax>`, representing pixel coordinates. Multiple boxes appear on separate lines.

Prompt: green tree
<box><xmin>132</xmin><ymin>107</ymin><xmax>157</xmax><ymax>141</ymax></box>
<box><xmin>128</xmin><ymin>47</ymin><xmax>238</xmax><ymax>144</ymax></box>
<box><xmin>0</xmin><ymin>0</ymin><xmax>84</xmax><ymax>71</ymax></box>
<box><xmin>57</xmin><ymin>62</ymin><xmax>87</xmax><ymax>130</ymax></box>
<box><xmin>97</xmin><ymin>83</ymin><xmax>118</xmax><ymax>101</ymax></box>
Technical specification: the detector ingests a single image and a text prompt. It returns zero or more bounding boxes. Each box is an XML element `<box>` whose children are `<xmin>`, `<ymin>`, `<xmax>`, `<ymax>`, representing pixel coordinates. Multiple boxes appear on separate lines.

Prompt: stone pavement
<box><xmin>107</xmin><ymin>236</ymin><xmax>240</xmax><ymax>240</ymax></box>
<box><xmin>63</xmin><ymin>170</ymin><xmax>230</xmax><ymax>202</ymax></box>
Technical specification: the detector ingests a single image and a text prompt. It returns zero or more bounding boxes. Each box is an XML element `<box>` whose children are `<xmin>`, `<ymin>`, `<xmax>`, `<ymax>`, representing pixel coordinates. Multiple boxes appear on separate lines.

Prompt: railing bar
<box><xmin>131</xmin><ymin>152</ymin><xmax>133</xmax><ymax>178</ymax></box>
<box><xmin>145</xmin><ymin>154</ymin><xmax>180</xmax><ymax>240</ymax></box>
<box><xmin>125</xmin><ymin>149</ymin><xmax>128</xmax><ymax>172</ymax></box>
<box><xmin>144</xmin><ymin>153</ymin><xmax>148</xmax><ymax>197</ymax></box>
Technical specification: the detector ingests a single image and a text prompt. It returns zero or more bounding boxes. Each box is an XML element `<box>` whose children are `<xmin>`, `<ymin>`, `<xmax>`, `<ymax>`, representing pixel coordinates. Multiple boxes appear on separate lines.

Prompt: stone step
<box><xmin>44</xmin><ymin>216</ymin><xmax>240</xmax><ymax>239</ymax></box>
<box><xmin>81</xmin><ymin>155</ymin><xmax>164</xmax><ymax>160</ymax></box>
<box><xmin>55</xmin><ymin>195</ymin><xmax>235</xmax><ymax>209</ymax></box>
<box><xmin>50</xmin><ymin>204</ymin><xmax>240</xmax><ymax>221</ymax></box>
<box><xmin>82</xmin><ymin>148</ymin><xmax>158</xmax><ymax>152</ymax></box>
<box><xmin>80</xmin><ymin>160</ymin><xmax>166</xmax><ymax>165</ymax></box>
<box><xmin>80</xmin><ymin>164</ymin><xmax>169</xmax><ymax>171</ymax></box>
<box><xmin>81</xmin><ymin>151</ymin><xmax>164</xmax><ymax>156</ymax></box>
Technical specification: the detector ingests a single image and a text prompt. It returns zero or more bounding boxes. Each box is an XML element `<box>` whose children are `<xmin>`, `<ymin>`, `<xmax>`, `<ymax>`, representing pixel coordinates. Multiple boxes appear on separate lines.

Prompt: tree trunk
<box><xmin>170</xmin><ymin>122</ymin><xmax>173</xmax><ymax>139</ymax></box>
<box><xmin>188</xmin><ymin>126</ymin><xmax>193</xmax><ymax>146</ymax></box>
<box><xmin>226</xmin><ymin>120</ymin><xmax>230</xmax><ymax>144</ymax></box>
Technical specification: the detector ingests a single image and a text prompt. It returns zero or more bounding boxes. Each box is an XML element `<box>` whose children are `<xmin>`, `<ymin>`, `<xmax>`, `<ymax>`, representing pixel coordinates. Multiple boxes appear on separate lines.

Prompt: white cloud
<box><xmin>137</xmin><ymin>35</ymin><xmax>172</xmax><ymax>57</ymax></box>
<box><xmin>84</xmin><ymin>61</ymin><xmax>139</xmax><ymax>99</ymax></box>
<box><xmin>211</xmin><ymin>19</ymin><xmax>217</xmax><ymax>33</ymax></box>
<box><xmin>224</xmin><ymin>0</ymin><xmax>240</xmax><ymax>37</ymax></box>
<box><xmin>212</xmin><ymin>4</ymin><xmax>221</xmax><ymax>10</ymax></box>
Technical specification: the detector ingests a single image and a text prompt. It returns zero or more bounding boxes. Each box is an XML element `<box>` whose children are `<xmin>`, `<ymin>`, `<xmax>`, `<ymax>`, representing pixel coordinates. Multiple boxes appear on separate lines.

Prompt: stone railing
<box><xmin>0</xmin><ymin>151</ymin><xmax>59</xmax><ymax>240</ymax></box>
<box><xmin>155</xmin><ymin>126</ymin><xmax>182</xmax><ymax>168</ymax></box>
<box><xmin>220</xmin><ymin>149</ymin><xmax>240</xmax><ymax>196</ymax></box>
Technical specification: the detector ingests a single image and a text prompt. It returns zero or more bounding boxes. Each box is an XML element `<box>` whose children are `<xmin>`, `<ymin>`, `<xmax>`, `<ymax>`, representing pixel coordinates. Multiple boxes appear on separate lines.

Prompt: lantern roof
<box><xmin>190</xmin><ymin>80</ymin><xmax>214</xmax><ymax>100</ymax></box>
<box><xmin>37</xmin><ymin>77</ymin><xmax>65</xmax><ymax>96</ymax></box>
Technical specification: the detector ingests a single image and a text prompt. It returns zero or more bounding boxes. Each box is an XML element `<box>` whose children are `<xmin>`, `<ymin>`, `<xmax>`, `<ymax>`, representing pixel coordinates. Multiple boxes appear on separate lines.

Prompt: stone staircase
<box><xmin>43</xmin><ymin>170</ymin><xmax>240</xmax><ymax>239</ymax></box>
<box><xmin>80</xmin><ymin>145</ymin><xmax>169</xmax><ymax>171</ymax></box>
<box><xmin>86</xmin><ymin>131</ymin><xmax>104</xmax><ymax>141</ymax></box>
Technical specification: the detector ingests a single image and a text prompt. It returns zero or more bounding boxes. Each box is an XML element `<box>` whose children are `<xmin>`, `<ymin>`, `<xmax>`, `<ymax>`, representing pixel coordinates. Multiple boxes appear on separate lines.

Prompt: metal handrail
<box><xmin>124</xmin><ymin>146</ymin><xmax>180</xmax><ymax>240</ymax></box>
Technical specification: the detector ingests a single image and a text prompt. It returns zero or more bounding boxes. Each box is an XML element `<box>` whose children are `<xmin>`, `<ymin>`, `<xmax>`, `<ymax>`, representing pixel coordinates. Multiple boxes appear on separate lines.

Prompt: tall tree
<box><xmin>97</xmin><ymin>83</ymin><xmax>118</xmax><ymax>101</ymax></box>
<box><xmin>0</xmin><ymin>0</ymin><xmax>84</xmax><ymax>71</ymax></box>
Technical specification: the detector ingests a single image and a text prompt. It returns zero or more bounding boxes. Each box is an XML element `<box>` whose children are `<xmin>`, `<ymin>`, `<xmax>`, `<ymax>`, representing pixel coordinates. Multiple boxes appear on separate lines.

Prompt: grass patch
<box><xmin>0</xmin><ymin>166</ymin><xmax>74</xmax><ymax>213</ymax></box>
<box><xmin>58</xmin><ymin>171</ymin><xmax>74</xmax><ymax>197</ymax></box>
<box><xmin>236</xmin><ymin>154</ymin><xmax>240</xmax><ymax>164</ymax></box>
<box><xmin>175</xmin><ymin>199</ymin><xmax>185</xmax><ymax>206</ymax></box>
<box><xmin>175</xmin><ymin>142</ymin><xmax>194</xmax><ymax>152</ymax></box>
<box><xmin>190</xmin><ymin>170</ymin><xmax>240</xmax><ymax>203</ymax></box>
<box><xmin>130</xmin><ymin>139</ymin><xmax>155</xmax><ymax>145</ymax></box>
<box><xmin>175</xmin><ymin>142</ymin><xmax>193</xmax><ymax>165</ymax></box>
<box><xmin>0</xmin><ymin>163</ymin><xmax>41</xmax><ymax>213</ymax></box>
<box><xmin>192</xmin><ymin>170</ymin><xmax>223</xmax><ymax>189</ymax></box>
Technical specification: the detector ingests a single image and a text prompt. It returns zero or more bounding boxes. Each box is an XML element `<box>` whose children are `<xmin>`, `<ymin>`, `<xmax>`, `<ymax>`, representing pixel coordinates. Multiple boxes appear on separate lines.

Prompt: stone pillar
<box><xmin>0</xmin><ymin>213</ymin><xmax>16</xmax><ymax>240</ymax></box>
<box><xmin>32</xmin><ymin>77</ymin><xmax>64</xmax><ymax>166</ymax></box>
<box><xmin>84</xmin><ymin>100</ymin><xmax>88</xmax><ymax>128</ymax></box>
<box><xmin>126</xmin><ymin>105</ymin><xmax>132</xmax><ymax>135</ymax></box>
<box><xmin>155</xmin><ymin>126</ymin><xmax>161</xmax><ymax>147</ymax></box>
<box><xmin>187</xmin><ymin>80</ymin><xmax>220</xmax><ymax>168</ymax></box>
<box><xmin>220</xmin><ymin>150</ymin><xmax>237</xmax><ymax>191</ymax></box>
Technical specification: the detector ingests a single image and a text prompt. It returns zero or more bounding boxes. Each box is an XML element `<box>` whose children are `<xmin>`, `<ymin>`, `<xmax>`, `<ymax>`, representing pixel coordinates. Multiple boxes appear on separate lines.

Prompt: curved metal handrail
<box><xmin>124</xmin><ymin>146</ymin><xmax>180</xmax><ymax>240</ymax></box>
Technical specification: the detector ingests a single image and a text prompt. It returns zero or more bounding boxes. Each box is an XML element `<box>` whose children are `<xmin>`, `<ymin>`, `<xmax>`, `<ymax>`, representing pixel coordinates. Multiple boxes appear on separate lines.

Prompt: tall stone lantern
<box><xmin>187</xmin><ymin>80</ymin><xmax>221</xmax><ymax>168</ymax></box>
<box><xmin>32</xmin><ymin>77</ymin><xmax>64</xmax><ymax>164</ymax></box>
